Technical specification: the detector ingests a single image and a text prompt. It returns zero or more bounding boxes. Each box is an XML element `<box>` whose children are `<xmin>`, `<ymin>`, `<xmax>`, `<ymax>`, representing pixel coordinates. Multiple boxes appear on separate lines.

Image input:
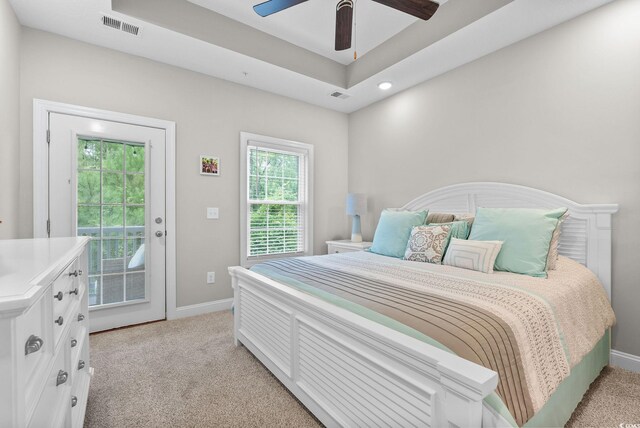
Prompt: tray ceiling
<box><xmin>10</xmin><ymin>0</ymin><xmax>616</xmax><ymax>113</ymax></box>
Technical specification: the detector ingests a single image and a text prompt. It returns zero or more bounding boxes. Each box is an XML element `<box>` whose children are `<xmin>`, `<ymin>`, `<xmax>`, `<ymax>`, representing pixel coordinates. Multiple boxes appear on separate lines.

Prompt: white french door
<box><xmin>48</xmin><ymin>113</ymin><xmax>166</xmax><ymax>332</ymax></box>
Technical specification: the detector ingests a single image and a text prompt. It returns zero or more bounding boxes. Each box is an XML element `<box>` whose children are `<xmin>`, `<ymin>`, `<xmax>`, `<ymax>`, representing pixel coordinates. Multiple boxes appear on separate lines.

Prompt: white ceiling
<box><xmin>10</xmin><ymin>0</ymin><xmax>615</xmax><ymax>114</ymax></box>
<box><xmin>188</xmin><ymin>0</ymin><xmax>417</xmax><ymax>65</ymax></box>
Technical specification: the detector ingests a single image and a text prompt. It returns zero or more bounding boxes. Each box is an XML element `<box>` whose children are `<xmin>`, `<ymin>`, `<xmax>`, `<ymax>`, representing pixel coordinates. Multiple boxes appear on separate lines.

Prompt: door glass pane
<box><xmin>77</xmin><ymin>139</ymin><xmax>146</xmax><ymax>308</ymax></box>
<box><xmin>88</xmin><ymin>276</ymin><xmax>101</xmax><ymax>306</ymax></box>
<box><xmin>78</xmin><ymin>139</ymin><xmax>101</xmax><ymax>170</ymax></box>
<box><xmin>103</xmin><ymin>274</ymin><xmax>124</xmax><ymax>305</ymax></box>
<box><xmin>77</xmin><ymin>171</ymin><xmax>101</xmax><ymax>204</ymax></box>
<box><xmin>102</xmin><ymin>141</ymin><xmax>123</xmax><ymax>171</ymax></box>
<box><xmin>102</xmin><ymin>173</ymin><xmax>123</xmax><ymax>203</ymax></box>
<box><xmin>126</xmin><ymin>174</ymin><xmax>145</xmax><ymax>204</ymax></box>
<box><xmin>126</xmin><ymin>272</ymin><xmax>145</xmax><ymax>300</ymax></box>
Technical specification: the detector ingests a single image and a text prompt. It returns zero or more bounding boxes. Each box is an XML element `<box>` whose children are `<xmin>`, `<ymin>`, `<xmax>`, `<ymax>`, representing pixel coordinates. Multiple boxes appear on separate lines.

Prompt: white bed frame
<box><xmin>228</xmin><ymin>182</ymin><xmax>618</xmax><ymax>427</ymax></box>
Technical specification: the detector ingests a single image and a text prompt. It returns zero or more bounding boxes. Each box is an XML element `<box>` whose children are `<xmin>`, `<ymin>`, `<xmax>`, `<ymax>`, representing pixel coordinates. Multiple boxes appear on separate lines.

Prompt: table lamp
<box><xmin>346</xmin><ymin>193</ymin><xmax>367</xmax><ymax>243</ymax></box>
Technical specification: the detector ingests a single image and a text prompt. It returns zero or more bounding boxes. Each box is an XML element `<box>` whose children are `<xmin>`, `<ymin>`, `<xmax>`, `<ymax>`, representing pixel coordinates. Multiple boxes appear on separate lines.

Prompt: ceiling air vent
<box><xmin>102</xmin><ymin>15</ymin><xmax>121</xmax><ymax>30</ymax></box>
<box><xmin>330</xmin><ymin>91</ymin><xmax>350</xmax><ymax>100</ymax></box>
<box><xmin>122</xmin><ymin>22</ymin><xmax>140</xmax><ymax>36</ymax></box>
<box><xmin>101</xmin><ymin>15</ymin><xmax>142</xmax><ymax>36</ymax></box>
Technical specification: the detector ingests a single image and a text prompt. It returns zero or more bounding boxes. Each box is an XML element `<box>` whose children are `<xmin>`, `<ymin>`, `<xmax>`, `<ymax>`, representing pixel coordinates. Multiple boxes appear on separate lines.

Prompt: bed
<box><xmin>228</xmin><ymin>182</ymin><xmax>618</xmax><ymax>427</ymax></box>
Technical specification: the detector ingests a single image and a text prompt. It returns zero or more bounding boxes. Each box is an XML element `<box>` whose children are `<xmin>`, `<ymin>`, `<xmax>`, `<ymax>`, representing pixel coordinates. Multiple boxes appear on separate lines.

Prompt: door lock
<box><xmin>155</xmin><ymin>217</ymin><xmax>163</xmax><ymax>224</ymax></box>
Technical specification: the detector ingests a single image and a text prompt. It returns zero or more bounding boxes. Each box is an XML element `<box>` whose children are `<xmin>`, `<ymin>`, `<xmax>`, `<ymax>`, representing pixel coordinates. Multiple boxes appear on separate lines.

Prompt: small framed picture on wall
<box><xmin>200</xmin><ymin>155</ymin><xmax>220</xmax><ymax>176</ymax></box>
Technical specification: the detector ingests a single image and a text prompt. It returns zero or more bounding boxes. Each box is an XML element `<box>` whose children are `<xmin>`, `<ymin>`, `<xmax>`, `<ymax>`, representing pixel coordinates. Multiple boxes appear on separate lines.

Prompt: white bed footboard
<box><xmin>229</xmin><ymin>266</ymin><xmax>499</xmax><ymax>428</ymax></box>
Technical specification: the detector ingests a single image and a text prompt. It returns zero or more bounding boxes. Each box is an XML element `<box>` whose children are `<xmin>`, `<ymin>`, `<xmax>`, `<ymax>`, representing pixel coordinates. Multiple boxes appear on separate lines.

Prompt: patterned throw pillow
<box><xmin>404</xmin><ymin>224</ymin><xmax>452</xmax><ymax>264</ymax></box>
<box><xmin>443</xmin><ymin>238</ymin><xmax>503</xmax><ymax>274</ymax></box>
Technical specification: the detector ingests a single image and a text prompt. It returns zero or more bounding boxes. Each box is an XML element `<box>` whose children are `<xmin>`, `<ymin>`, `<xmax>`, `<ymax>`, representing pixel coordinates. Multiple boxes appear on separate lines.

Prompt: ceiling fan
<box><xmin>252</xmin><ymin>0</ymin><xmax>442</xmax><ymax>52</ymax></box>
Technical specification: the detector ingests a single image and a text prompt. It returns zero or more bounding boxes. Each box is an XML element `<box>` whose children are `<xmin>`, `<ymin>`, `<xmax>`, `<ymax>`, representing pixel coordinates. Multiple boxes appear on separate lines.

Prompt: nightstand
<box><xmin>326</xmin><ymin>240</ymin><xmax>373</xmax><ymax>254</ymax></box>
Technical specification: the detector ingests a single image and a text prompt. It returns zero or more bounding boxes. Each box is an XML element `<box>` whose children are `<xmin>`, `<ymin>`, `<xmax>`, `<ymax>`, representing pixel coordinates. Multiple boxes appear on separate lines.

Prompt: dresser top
<box><xmin>0</xmin><ymin>237</ymin><xmax>89</xmax><ymax>313</ymax></box>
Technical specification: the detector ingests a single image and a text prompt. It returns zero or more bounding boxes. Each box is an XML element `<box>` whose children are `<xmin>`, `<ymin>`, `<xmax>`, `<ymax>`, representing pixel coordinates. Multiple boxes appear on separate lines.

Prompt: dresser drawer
<box><xmin>70</xmin><ymin>337</ymin><xmax>90</xmax><ymax>428</ymax></box>
<box><xmin>28</xmin><ymin>343</ymin><xmax>71</xmax><ymax>428</ymax></box>
<box><xmin>52</xmin><ymin>259</ymin><xmax>80</xmax><ymax>323</ymax></box>
<box><xmin>328</xmin><ymin>244</ymin><xmax>355</xmax><ymax>254</ymax></box>
<box><xmin>69</xmin><ymin>314</ymin><xmax>86</xmax><ymax>378</ymax></box>
<box><xmin>326</xmin><ymin>240</ymin><xmax>372</xmax><ymax>254</ymax></box>
<box><xmin>54</xmin><ymin>299</ymin><xmax>81</xmax><ymax>348</ymax></box>
<box><xmin>18</xmin><ymin>292</ymin><xmax>54</xmax><ymax>415</ymax></box>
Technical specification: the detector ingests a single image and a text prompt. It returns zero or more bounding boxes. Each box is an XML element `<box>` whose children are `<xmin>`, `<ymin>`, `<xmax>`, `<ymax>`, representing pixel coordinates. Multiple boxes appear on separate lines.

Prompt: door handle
<box><xmin>155</xmin><ymin>231</ymin><xmax>164</xmax><ymax>238</ymax></box>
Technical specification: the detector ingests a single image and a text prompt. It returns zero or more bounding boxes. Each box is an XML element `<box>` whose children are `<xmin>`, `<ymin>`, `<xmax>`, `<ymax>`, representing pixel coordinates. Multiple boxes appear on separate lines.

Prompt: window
<box><xmin>240</xmin><ymin>133</ymin><xmax>313</xmax><ymax>267</ymax></box>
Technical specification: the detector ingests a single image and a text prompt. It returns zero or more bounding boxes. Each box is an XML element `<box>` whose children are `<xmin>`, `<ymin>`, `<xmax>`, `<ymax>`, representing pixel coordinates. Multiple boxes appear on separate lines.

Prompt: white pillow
<box><xmin>443</xmin><ymin>238</ymin><xmax>503</xmax><ymax>274</ymax></box>
<box><xmin>127</xmin><ymin>243</ymin><xmax>145</xmax><ymax>269</ymax></box>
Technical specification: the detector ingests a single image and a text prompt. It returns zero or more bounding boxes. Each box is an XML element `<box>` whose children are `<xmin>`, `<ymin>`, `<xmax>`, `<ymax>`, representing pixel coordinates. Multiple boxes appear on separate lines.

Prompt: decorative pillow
<box><xmin>426</xmin><ymin>212</ymin><xmax>455</xmax><ymax>224</ymax></box>
<box><xmin>546</xmin><ymin>212</ymin><xmax>569</xmax><ymax>270</ymax></box>
<box><xmin>370</xmin><ymin>209</ymin><xmax>428</xmax><ymax>258</ymax></box>
<box><xmin>443</xmin><ymin>238</ymin><xmax>503</xmax><ymax>273</ymax></box>
<box><xmin>468</xmin><ymin>207</ymin><xmax>568</xmax><ymax>278</ymax></box>
<box><xmin>404</xmin><ymin>224</ymin><xmax>452</xmax><ymax>264</ymax></box>
<box><xmin>430</xmin><ymin>220</ymin><xmax>471</xmax><ymax>241</ymax></box>
<box><xmin>453</xmin><ymin>213</ymin><xmax>475</xmax><ymax>228</ymax></box>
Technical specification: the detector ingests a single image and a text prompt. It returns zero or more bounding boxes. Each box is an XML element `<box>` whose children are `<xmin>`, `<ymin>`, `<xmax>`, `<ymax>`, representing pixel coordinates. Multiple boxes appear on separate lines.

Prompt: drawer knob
<box><xmin>56</xmin><ymin>370</ymin><xmax>68</xmax><ymax>386</ymax></box>
<box><xmin>55</xmin><ymin>316</ymin><xmax>64</xmax><ymax>326</ymax></box>
<box><xmin>68</xmin><ymin>270</ymin><xmax>79</xmax><ymax>277</ymax></box>
<box><xmin>71</xmin><ymin>396</ymin><xmax>78</xmax><ymax>407</ymax></box>
<box><xmin>54</xmin><ymin>291</ymin><xmax>64</xmax><ymax>301</ymax></box>
<box><xmin>77</xmin><ymin>313</ymin><xmax>85</xmax><ymax>322</ymax></box>
<box><xmin>70</xmin><ymin>339</ymin><xmax>78</xmax><ymax>348</ymax></box>
<box><xmin>70</xmin><ymin>287</ymin><xmax>79</xmax><ymax>296</ymax></box>
<box><xmin>25</xmin><ymin>335</ymin><xmax>44</xmax><ymax>356</ymax></box>
<box><xmin>78</xmin><ymin>360</ymin><xmax>85</xmax><ymax>370</ymax></box>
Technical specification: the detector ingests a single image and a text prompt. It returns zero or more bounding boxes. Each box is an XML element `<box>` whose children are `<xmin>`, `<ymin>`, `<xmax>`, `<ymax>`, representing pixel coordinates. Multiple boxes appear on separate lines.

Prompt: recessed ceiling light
<box><xmin>378</xmin><ymin>81</ymin><xmax>392</xmax><ymax>90</ymax></box>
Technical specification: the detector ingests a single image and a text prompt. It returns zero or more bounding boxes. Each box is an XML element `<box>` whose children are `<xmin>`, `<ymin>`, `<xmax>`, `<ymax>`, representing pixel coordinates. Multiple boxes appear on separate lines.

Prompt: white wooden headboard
<box><xmin>400</xmin><ymin>182</ymin><xmax>618</xmax><ymax>299</ymax></box>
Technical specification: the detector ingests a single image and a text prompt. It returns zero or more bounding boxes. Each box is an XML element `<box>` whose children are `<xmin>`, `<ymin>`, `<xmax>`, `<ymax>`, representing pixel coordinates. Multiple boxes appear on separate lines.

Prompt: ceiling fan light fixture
<box><xmin>378</xmin><ymin>81</ymin><xmax>393</xmax><ymax>90</ymax></box>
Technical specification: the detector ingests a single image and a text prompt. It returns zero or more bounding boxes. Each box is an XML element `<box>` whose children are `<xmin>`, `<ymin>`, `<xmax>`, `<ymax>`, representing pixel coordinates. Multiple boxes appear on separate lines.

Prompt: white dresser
<box><xmin>0</xmin><ymin>237</ymin><xmax>91</xmax><ymax>428</ymax></box>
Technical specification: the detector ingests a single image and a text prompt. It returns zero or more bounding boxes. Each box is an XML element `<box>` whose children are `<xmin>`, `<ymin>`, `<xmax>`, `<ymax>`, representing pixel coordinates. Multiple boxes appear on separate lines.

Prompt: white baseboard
<box><xmin>610</xmin><ymin>349</ymin><xmax>640</xmax><ymax>373</ymax></box>
<box><xmin>169</xmin><ymin>298</ymin><xmax>233</xmax><ymax>320</ymax></box>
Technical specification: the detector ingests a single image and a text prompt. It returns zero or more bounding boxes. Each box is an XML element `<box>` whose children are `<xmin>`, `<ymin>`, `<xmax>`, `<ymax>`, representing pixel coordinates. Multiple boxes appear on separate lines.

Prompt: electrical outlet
<box><xmin>206</xmin><ymin>207</ymin><xmax>219</xmax><ymax>219</ymax></box>
<box><xmin>207</xmin><ymin>272</ymin><xmax>216</xmax><ymax>284</ymax></box>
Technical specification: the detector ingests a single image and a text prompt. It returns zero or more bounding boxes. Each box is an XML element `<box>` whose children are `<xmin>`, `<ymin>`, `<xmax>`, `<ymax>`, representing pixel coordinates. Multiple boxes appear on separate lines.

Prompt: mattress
<box><xmin>251</xmin><ymin>251</ymin><xmax>615</xmax><ymax>426</ymax></box>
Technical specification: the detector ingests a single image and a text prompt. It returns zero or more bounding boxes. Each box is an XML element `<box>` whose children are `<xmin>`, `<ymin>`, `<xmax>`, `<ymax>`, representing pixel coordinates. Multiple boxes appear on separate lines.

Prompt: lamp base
<box><xmin>351</xmin><ymin>214</ymin><xmax>362</xmax><ymax>243</ymax></box>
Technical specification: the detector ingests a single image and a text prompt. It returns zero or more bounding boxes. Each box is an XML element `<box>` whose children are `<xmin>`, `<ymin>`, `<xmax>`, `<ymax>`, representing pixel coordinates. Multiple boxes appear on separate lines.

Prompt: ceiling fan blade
<box><xmin>335</xmin><ymin>0</ymin><xmax>353</xmax><ymax>51</ymax></box>
<box><xmin>371</xmin><ymin>0</ymin><xmax>439</xmax><ymax>20</ymax></box>
<box><xmin>253</xmin><ymin>0</ymin><xmax>309</xmax><ymax>17</ymax></box>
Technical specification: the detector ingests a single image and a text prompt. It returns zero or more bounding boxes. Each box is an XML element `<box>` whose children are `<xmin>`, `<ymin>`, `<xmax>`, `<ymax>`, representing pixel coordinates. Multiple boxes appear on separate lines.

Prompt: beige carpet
<box><xmin>86</xmin><ymin>311</ymin><xmax>640</xmax><ymax>428</ymax></box>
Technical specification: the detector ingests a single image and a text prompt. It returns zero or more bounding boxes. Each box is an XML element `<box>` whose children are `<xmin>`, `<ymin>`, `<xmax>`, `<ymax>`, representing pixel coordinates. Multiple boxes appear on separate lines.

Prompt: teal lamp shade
<box><xmin>346</xmin><ymin>193</ymin><xmax>367</xmax><ymax>242</ymax></box>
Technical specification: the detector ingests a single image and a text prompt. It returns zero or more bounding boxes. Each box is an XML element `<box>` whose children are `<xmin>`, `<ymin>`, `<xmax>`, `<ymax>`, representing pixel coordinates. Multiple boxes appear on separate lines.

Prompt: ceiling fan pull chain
<box><xmin>353</xmin><ymin>0</ymin><xmax>358</xmax><ymax>60</ymax></box>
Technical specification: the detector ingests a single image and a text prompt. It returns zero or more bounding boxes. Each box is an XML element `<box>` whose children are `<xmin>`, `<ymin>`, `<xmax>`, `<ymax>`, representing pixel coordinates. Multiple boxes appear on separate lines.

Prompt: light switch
<box><xmin>207</xmin><ymin>207</ymin><xmax>219</xmax><ymax>219</ymax></box>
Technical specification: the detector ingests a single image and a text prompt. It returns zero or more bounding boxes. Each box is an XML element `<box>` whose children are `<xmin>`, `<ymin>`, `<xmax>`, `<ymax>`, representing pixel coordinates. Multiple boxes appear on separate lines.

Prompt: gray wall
<box><xmin>348</xmin><ymin>0</ymin><xmax>640</xmax><ymax>356</ymax></box>
<box><xmin>0</xmin><ymin>0</ymin><xmax>20</xmax><ymax>239</ymax></box>
<box><xmin>18</xmin><ymin>28</ymin><xmax>350</xmax><ymax>307</ymax></box>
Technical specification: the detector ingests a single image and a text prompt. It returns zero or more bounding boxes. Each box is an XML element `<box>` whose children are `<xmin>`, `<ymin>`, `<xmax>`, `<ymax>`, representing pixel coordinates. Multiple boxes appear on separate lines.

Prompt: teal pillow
<box><xmin>429</xmin><ymin>220</ymin><xmax>471</xmax><ymax>241</ymax></box>
<box><xmin>370</xmin><ymin>210</ymin><xmax>428</xmax><ymax>258</ymax></box>
<box><xmin>468</xmin><ymin>207</ymin><xmax>567</xmax><ymax>278</ymax></box>
<box><xmin>429</xmin><ymin>220</ymin><xmax>471</xmax><ymax>255</ymax></box>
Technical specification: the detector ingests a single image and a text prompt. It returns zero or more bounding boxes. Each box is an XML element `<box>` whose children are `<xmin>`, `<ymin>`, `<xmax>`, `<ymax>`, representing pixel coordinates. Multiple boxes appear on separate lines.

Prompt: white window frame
<box><xmin>240</xmin><ymin>132</ymin><xmax>314</xmax><ymax>268</ymax></box>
